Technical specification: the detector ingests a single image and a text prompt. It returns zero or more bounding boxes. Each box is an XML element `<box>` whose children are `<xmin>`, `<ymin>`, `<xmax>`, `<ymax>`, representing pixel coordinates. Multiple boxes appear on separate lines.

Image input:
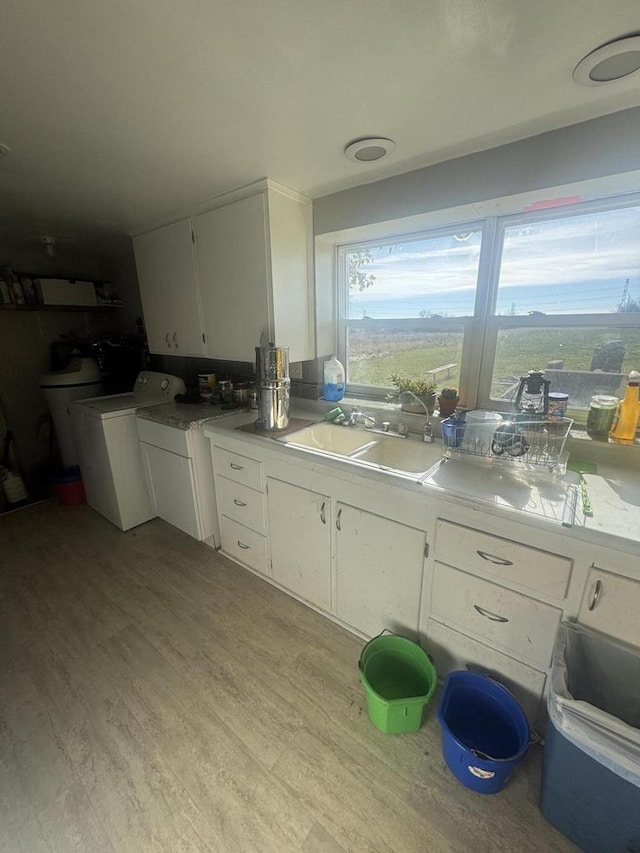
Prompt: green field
<box><xmin>348</xmin><ymin>327</ymin><xmax>640</xmax><ymax>405</ymax></box>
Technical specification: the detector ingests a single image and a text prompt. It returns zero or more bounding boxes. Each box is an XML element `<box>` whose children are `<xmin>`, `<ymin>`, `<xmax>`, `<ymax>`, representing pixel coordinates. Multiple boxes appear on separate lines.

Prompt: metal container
<box><xmin>257</xmin><ymin>379</ymin><xmax>290</xmax><ymax>430</ymax></box>
<box><xmin>255</xmin><ymin>345</ymin><xmax>289</xmax><ymax>382</ymax></box>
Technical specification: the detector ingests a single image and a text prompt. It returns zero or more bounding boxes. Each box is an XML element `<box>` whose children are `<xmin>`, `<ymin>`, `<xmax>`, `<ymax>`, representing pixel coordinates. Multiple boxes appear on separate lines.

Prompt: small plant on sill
<box><xmin>438</xmin><ymin>387</ymin><xmax>460</xmax><ymax>417</ymax></box>
<box><xmin>388</xmin><ymin>374</ymin><xmax>437</xmax><ymax>414</ymax></box>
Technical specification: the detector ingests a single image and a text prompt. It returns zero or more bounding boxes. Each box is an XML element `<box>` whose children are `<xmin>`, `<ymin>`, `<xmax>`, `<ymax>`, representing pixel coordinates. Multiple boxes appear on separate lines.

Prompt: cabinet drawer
<box><xmin>426</xmin><ymin>619</ymin><xmax>546</xmax><ymax>726</ymax></box>
<box><xmin>431</xmin><ymin>562</ymin><xmax>561</xmax><ymax>669</ymax></box>
<box><xmin>435</xmin><ymin>518</ymin><xmax>572</xmax><ymax>600</ymax></box>
<box><xmin>219</xmin><ymin>516</ymin><xmax>268</xmax><ymax>575</ymax></box>
<box><xmin>212</xmin><ymin>446</ymin><xmax>263</xmax><ymax>491</ymax></box>
<box><xmin>578</xmin><ymin>568</ymin><xmax>640</xmax><ymax>648</ymax></box>
<box><xmin>137</xmin><ymin>417</ymin><xmax>190</xmax><ymax>457</ymax></box>
<box><xmin>216</xmin><ymin>476</ymin><xmax>266</xmax><ymax>534</ymax></box>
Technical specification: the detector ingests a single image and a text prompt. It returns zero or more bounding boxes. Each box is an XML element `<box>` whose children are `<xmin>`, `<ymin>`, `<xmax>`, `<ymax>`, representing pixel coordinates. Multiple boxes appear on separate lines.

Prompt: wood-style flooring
<box><xmin>0</xmin><ymin>501</ymin><xmax>576</xmax><ymax>852</ymax></box>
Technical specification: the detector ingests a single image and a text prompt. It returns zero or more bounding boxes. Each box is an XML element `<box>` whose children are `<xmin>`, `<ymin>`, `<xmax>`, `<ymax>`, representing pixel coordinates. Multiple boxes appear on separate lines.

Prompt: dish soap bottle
<box><xmin>323</xmin><ymin>355</ymin><xmax>345</xmax><ymax>402</ymax></box>
<box><xmin>609</xmin><ymin>370</ymin><xmax>640</xmax><ymax>443</ymax></box>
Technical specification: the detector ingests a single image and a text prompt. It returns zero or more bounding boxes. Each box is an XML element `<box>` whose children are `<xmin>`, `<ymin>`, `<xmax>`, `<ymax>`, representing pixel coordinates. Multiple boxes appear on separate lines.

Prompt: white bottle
<box><xmin>324</xmin><ymin>355</ymin><xmax>345</xmax><ymax>402</ymax></box>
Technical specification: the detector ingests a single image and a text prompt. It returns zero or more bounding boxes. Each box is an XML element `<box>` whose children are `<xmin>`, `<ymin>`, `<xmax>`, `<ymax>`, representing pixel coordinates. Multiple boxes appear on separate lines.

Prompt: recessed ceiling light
<box><xmin>0</xmin><ymin>142</ymin><xmax>10</xmax><ymax>157</ymax></box>
<box><xmin>573</xmin><ymin>35</ymin><xmax>640</xmax><ymax>86</ymax></box>
<box><xmin>344</xmin><ymin>137</ymin><xmax>396</xmax><ymax>163</ymax></box>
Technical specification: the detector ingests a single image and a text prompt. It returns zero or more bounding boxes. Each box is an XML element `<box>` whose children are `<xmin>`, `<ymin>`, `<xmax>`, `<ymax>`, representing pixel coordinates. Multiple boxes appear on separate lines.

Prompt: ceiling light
<box><xmin>344</xmin><ymin>137</ymin><xmax>396</xmax><ymax>163</ymax></box>
<box><xmin>573</xmin><ymin>35</ymin><xmax>640</xmax><ymax>86</ymax></box>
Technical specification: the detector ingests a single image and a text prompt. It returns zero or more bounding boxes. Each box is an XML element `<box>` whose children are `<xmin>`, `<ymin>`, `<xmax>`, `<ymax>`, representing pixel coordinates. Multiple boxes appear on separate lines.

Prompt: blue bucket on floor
<box><xmin>437</xmin><ymin>671</ymin><xmax>530</xmax><ymax>794</ymax></box>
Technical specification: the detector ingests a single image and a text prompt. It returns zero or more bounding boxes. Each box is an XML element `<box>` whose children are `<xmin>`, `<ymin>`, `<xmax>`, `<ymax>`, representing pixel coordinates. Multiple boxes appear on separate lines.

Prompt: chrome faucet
<box><xmin>348</xmin><ymin>409</ymin><xmax>377</xmax><ymax>428</ymax></box>
<box><xmin>396</xmin><ymin>390</ymin><xmax>434</xmax><ymax>443</ymax></box>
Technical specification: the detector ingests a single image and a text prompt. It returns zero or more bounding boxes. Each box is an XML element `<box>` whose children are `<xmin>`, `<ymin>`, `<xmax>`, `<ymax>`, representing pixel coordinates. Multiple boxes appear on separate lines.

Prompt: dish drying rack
<box><xmin>444</xmin><ymin>416</ymin><xmax>573</xmax><ymax>474</ymax></box>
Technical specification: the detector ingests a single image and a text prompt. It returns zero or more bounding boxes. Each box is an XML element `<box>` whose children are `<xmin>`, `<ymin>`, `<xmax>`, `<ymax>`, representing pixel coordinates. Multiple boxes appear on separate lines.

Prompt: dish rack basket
<box><xmin>443</xmin><ymin>415</ymin><xmax>573</xmax><ymax>474</ymax></box>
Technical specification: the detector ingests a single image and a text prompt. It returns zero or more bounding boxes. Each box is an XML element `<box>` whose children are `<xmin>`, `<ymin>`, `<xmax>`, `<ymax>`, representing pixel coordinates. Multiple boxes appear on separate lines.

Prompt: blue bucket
<box><xmin>437</xmin><ymin>671</ymin><xmax>530</xmax><ymax>794</ymax></box>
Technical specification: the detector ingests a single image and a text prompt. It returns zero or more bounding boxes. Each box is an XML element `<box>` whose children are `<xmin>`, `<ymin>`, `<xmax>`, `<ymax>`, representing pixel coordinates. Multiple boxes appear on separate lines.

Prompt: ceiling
<box><xmin>1</xmin><ymin>0</ymin><xmax>640</xmax><ymax>254</ymax></box>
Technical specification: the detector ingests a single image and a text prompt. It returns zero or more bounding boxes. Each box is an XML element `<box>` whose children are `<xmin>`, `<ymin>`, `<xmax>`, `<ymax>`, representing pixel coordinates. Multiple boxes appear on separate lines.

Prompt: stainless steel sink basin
<box><xmin>278</xmin><ymin>421</ymin><xmax>444</xmax><ymax>480</ymax></box>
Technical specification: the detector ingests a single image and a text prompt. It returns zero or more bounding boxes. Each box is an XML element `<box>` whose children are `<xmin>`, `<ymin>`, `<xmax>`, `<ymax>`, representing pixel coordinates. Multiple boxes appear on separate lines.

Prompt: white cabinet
<box><xmin>194</xmin><ymin>182</ymin><xmax>314</xmax><ymax>362</ymax></box>
<box><xmin>132</xmin><ymin>219</ymin><xmax>204</xmax><ymax>356</ymax></box>
<box><xmin>140</xmin><ymin>442</ymin><xmax>200</xmax><ymax>539</ymax></box>
<box><xmin>137</xmin><ymin>419</ymin><xmax>218</xmax><ymax>544</ymax></box>
<box><xmin>335</xmin><ymin>502</ymin><xmax>426</xmax><ymax>637</ymax></box>
<box><xmin>267</xmin><ymin>478</ymin><xmax>331</xmax><ymax>610</ymax></box>
<box><xmin>430</xmin><ymin>562</ymin><xmax>561</xmax><ymax>670</ymax></box>
<box><xmin>578</xmin><ymin>566</ymin><xmax>640</xmax><ymax>647</ymax></box>
<box><xmin>211</xmin><ymin>443</ymin><xmax>268</xmax><ymax>575</ymax></box>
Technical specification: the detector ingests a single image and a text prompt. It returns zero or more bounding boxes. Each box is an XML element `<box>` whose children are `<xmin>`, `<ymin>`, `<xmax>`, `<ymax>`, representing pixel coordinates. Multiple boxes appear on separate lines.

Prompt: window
<box><xmin>337</xmin><ymin>195</ymin><xmax>640</xmax><ymax>419</ymax></box>
<box><xmin>338</xmin><ymin>227</ymin><xmax>483</xmax><ymax>396</ymax></box>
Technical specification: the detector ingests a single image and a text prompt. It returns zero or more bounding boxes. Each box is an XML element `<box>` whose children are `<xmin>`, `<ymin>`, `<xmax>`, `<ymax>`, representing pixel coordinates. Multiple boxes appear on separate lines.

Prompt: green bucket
<box><xmin>359</xmin><ymin>632</ymin><xmax>437</xmax><ymax>734</ymax></box>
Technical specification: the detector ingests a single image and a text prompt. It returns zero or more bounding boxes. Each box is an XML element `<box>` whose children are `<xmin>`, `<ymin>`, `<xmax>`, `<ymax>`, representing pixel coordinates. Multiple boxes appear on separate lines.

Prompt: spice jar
<box><xmin>586</xmin><ymin>395</ymin><xmax>618</xmax><ymax>438</ymax></box>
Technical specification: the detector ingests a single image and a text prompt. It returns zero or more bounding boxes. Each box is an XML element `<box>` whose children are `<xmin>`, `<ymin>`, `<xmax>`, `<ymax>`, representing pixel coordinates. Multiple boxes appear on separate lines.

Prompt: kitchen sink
<box><xmin>278</xmin><ymin>421</ymin><xmax>444</xmax><ymax>480</ymax></box>
<box><xmin>278</xmin><ymin>422</ymin><xmax>378</xmax><ymax>455</ymax></box>
<box><xmin>349</xmin><ymin>435</ymin><xmax>443</xmax><ymax>476</ymax></box>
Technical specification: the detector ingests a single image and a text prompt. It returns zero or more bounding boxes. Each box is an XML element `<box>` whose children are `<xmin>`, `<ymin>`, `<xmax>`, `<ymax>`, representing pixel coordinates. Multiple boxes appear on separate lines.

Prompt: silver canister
<box><xmin>257</xmin><ymin>379</ymin><xmax>291</xmax><ymax>430</ymax></box>
<box><xmin>255</xmin><ymin>344</ymin><xmax>290</xmax><ymax>430</ymax></box>
<box><xmin>255</xmin><ymin>345</ymin><xmax>290</xmax><ymax>382</ymax></box>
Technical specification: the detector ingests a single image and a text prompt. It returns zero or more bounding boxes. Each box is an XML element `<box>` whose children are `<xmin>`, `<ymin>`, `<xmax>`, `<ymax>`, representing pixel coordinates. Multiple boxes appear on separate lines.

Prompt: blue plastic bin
<box><xmin>437</xmin><ymin>671</ymin><xmax>530</xmax><ymax>794</ymax></box>
<box><xmin>540</xmin><ymin>622</ymin><xmax>640</xmax><ymax>851</ymax></box>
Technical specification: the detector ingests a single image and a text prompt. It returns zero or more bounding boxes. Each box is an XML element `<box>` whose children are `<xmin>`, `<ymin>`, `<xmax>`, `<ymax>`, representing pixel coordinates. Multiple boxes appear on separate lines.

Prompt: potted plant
<box><xmin>437</xmin><ymin>387</ymin><xmax>460</xmax><ymax>417</ymax></box>
<box><xmin>388</xmin><ymin>374</ymin><xmax>437</xmax><ymax>414</ymax></box>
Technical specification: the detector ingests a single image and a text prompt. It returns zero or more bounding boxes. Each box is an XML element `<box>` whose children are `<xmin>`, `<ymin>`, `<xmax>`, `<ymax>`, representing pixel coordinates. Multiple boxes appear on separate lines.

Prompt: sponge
<box><xmin>324</xmin><ymin>407</ymin><xmax>345</xmax><ymax>422</ymax></box>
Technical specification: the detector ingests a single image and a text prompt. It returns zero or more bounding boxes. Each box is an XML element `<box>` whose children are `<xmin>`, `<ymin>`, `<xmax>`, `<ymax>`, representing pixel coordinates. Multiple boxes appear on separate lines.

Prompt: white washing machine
<box><xmin>40</xmin><ymin>357</ymin><xmax>104</xmax><ymax>467</ymax></box>
<box><xmin>70</xmin><ymin>371</ymin><xmax>185</xmax><ymax>530</ymax></box>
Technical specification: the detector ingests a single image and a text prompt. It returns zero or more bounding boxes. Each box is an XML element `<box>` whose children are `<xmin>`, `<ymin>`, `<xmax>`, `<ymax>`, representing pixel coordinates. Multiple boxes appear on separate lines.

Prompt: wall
<box><xmin>313</xmin><ymin>106</ymin><xmax>640</xmax><ymax>235</ymax></box>
<box><xmin>0</xmin><ymin>245</ymin><xmax>142</xmax><ymax>485</ymax></box>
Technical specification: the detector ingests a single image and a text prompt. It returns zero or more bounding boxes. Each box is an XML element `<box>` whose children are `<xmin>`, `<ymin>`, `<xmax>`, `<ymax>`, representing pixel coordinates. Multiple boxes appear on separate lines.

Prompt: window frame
<box><xmin>336</xmin><ymin>192</ymin><xmax>640</xmax><ymax>413</ymax></box>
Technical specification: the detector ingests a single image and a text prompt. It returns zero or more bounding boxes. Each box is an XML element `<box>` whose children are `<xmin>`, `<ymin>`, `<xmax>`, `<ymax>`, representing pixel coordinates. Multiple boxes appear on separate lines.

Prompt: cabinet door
<box><xmin>140</xmin><ymin>443</ymin><xmax>201</xmax><ymax>539</ymax></box>
<box><xmin>335</xmin><ymin>503</ymin><xmax>426</xmax><ymax>637</ymax></box>
<box><xmin>578</xmin><ymin>567</ymin><xmax>640</xmax><ymax>647</ymax></box>
<box><xmin>195</xmin><ymin>193</ymin><xmax>270</xmax><ymax>361</ymax></box>
<box><xmin>133</xmin><ymin>219</ymin><xmax>204</xmax><ymax>356</ymax></box>
<box><xmin>267</xmin><ymin>478</ymin><xmax>331</xmax><ymax>611</ymax></box>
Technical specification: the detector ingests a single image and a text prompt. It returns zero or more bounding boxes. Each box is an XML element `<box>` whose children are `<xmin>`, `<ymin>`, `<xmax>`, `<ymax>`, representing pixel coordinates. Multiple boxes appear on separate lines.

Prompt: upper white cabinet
<box><xmin>195</xmin><ymin>182</ymin><xmax>314</xmax><ymax>362</ymax></box>
<box><xmin>132</xmin><ymin>180</ymin><xmax>314</xmax><ymax>363</ymax></box>
<box><xmin>132</xmin><ymin>219</ymin><xmax>205</xmax><ymax>356</ymax></box>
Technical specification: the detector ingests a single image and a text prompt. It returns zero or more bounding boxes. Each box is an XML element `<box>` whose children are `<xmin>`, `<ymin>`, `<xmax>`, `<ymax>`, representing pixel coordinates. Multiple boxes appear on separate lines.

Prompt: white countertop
<box><xmin>202</xmin><ymin>401</ymin><xmax>640</xmax><ymax>556</ymax></box>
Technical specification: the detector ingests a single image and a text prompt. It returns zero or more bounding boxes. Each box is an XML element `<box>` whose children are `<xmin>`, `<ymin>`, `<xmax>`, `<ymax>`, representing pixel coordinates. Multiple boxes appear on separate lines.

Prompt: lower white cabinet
<box><xmin>137</xmin><ymin>419</ymin><xmax>218</xmax><ymax>543</ymax></box>
<box><xmin>267</xmin><ymin>478</ymin><xmax>331</xmax><ymax>610</ymax></box>
<box><xmin>140</xmin><ymin>442</ymin><xmax>200</xmax><ymax>539</ymax></box>
<box><xmin>426</xmin><ymin>619</ymin><xmax>546</xmax><ymax>726</ymax></box>
<box><xmin>335</xmin><ymin>502</ymin><xmax>427</xmax><ymax>637</ymax></box>
<box><xmin>578</xmin><ymin>566</ymin><xmax>640</xmax><ymax>647</ymax></box>
<box><xmin>430</xmin><ymin>562</ymin><xmax>562</xmax><ymax>670</ymax></box>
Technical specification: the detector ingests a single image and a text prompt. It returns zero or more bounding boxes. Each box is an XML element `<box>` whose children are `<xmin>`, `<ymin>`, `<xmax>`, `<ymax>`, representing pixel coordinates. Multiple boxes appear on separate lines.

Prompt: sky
<box><xmin>348</xmin><ymin>205</ymin><xmax>640</xmax><ymax>316</ymax></box>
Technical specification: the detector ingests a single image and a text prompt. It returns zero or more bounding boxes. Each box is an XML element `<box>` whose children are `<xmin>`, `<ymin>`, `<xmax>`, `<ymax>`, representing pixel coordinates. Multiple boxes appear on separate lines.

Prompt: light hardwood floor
<box><xmin>0</xmin><ymin>501</ymin><xmax>576</xmax><ymax>852</ymax></box>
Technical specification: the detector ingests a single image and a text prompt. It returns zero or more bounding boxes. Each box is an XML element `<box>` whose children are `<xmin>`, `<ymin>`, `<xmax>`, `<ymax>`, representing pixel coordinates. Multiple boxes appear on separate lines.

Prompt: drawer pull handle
<box><xmin>476</xmin><ymin>550</ymin><xmax>513</xmax><ymax>566</ymax></box>
<box><xmin>473</xmin><ymin>604</ymin><xmax>509</xmax><ymax>623</ymax></box>
<box><xmin>588</xmin><ymin>579</ymin><xmax>602</xmax><ymax>611</ymax></box>
<box><xmin>230</xmin><ymin>463</ymin><xmax>244</xmax><ymax>470</ymax></box>
<box><xmin>165</xmin><ymin>333</ymin><xmax>171</xmax><ymax>348</ymax></box>
<box><xmin>320</xmin><ymin>501</ymin><xmax>326</xmax><ymax>524</ymax></box>
<box><xmin>233</xmin><ymin>499</ymin><xmax>247</xmax><ymax>507</ymax></box>
<box><xmin>173</xmin><ymin>331</ymin><xmax>178</xmax><ymax>348</ymax></box>
<box><xmin>237</xmin><ymin>541</ymin><xmax>250</xmax><ymax>550</ymax></box>
<box><xmin>336</xmin><ymin>508</ymin><xmax>342</xmax><ymax>531</ymax></box>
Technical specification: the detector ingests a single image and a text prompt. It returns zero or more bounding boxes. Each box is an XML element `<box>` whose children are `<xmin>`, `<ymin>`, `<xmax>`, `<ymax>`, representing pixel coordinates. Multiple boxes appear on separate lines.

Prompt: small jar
<box><xmin>219</xmin><ymin>380</ymin><xmax>233</xmax><ymax>404</ymax></box>
<box><xmin>547</xmin><ymin>392</ymin><xmax>569</xmax><ymax>419</ymax></box>
<box><xmin>233</xmin><ymin>382</ymin><xmax>249</xmax><ymax>405</ymax></box>
<box><xmin>586</xmin><ymin>395</ymin><xmax>618</xmax><ymax>438</ymax></box>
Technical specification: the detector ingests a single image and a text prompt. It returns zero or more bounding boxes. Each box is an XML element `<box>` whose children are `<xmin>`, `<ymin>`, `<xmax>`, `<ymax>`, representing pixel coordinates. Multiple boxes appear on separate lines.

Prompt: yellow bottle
<box><xmin>609</xmin><ymin>370</ymin><xmax>640</xmax><ymax>443</ymax></box>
